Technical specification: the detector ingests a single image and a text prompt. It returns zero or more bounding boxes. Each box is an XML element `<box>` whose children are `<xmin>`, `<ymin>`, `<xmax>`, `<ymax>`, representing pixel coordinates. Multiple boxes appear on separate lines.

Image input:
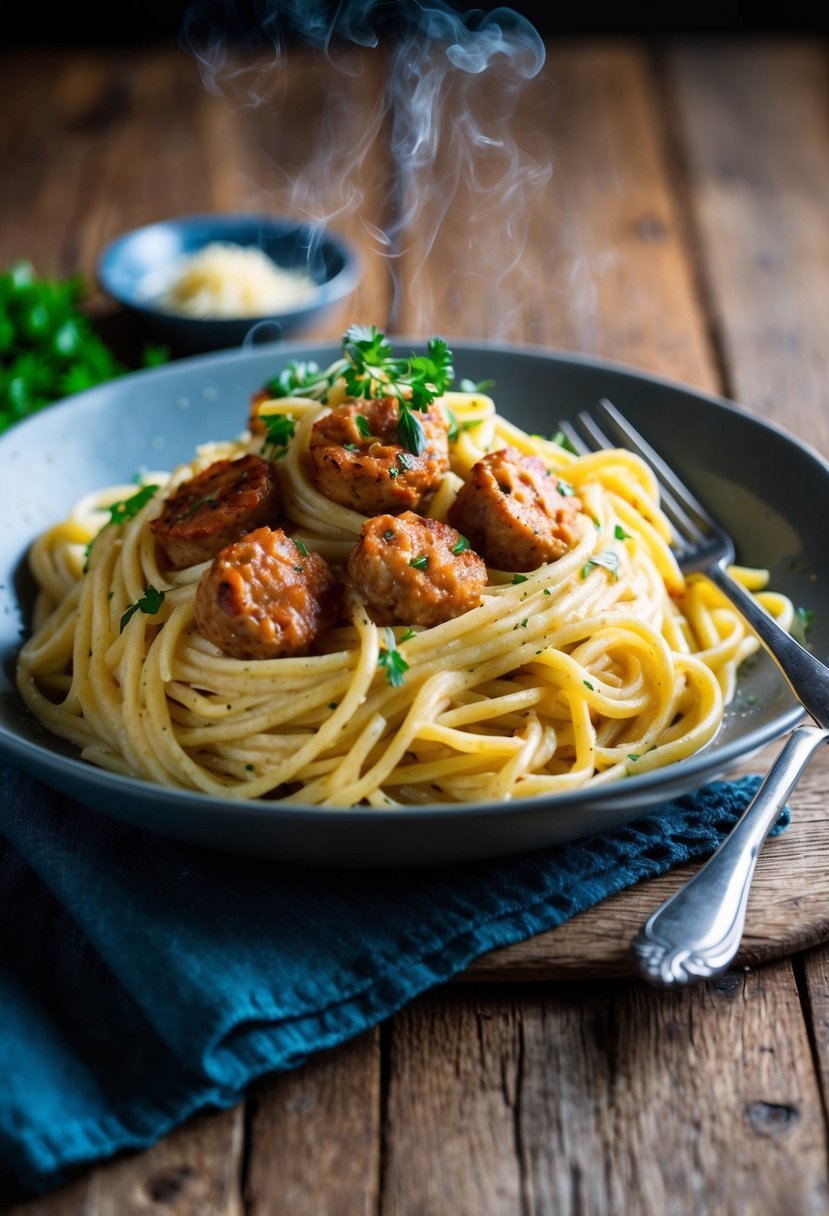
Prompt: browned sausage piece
<box><xmin>346</xmin><ymin>511</ymin><xmax>487</xmax><ymax>628</ymax></box>
<box><xmin>151</xmin><ymin>454</ymin><xmax>281</xmax><ymax>570</ymax></box>
<box><xmin>194</xmin><ymin>527</ymin><xmax>342</xmax><ymax>660</ymax></box>
<box><xmin>447</xmin><ymin>446</ymin><xmax>583</xmax><ymax>572</ymax></box>
<box><xmin>308</xmin><ymin>397</ymin><xmax>450</xmax><ymax>515</ymax></box>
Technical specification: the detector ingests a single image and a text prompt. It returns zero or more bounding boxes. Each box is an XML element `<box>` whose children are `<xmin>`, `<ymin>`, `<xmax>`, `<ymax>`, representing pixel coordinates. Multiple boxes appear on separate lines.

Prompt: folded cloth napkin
<box><xmin>0</xmin><ymin>765</ymin><xmax>787</xmax><ymax>1197</ymax></box>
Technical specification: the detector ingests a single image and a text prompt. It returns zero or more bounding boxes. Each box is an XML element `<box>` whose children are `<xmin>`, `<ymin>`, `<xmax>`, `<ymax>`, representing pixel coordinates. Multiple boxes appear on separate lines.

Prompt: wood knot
<box><xmin>708</xmin><ymin>972</ymin><xmax>742</xmax><ymax>997</ymax></box>
<box><xmin>144</xmin><ymin>1164</ymin><xmax>196</xmax><ymax>1203</ymax></box>
<box><xmin>746</xmin><ymin>1101</ymin><xmax>800</xmax><ymax>1137</ymax></box>
<box><xmin>634</xmin><ymin>213</ymin><xmax>668</xmax><ymax>242</ymax></box>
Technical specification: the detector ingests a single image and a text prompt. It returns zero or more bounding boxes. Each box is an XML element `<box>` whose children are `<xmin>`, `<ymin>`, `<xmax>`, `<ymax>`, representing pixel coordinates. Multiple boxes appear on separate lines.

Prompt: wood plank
<box><xmin>519</xmin><ymin>959</ymin><xmax>829</xmax><ymax>1215</ymax></box>
<box><xmin>243</xmin><ymin>1030</ymin><xmax>380</xmax><ymax>1216</ymax></box>
<box><xmin>383</xmin><ymin>994</ymin><xmax>524</xmax><ymax>1214</ymax></box>
<box><xmin>4</xmin><ymin>1107</ymin><xmax>243</xmax><ymax>1216</ymax></box>
<box><xmin>667</xmin><ymin>40</ymin><xmax>829</xmax><ymax>456</ymax></box>
<box><xmin>392</xmin><ymin>40</ymin><xmax>717</xmax><ymax>393</ymax></box>
<box><xmin>386</xmin><ymin>963</ymin><xmax>829</xmax><ymax>1216</ymax></box>
<box><xmin>466</xmin><ymin>746</ymin><xmax>829</xmax><ymax>979</ymax></box>
<box><xmin>802</xmin><ymin>943</ymin><xmax>829</xmax><ymax>1111</ymax></box>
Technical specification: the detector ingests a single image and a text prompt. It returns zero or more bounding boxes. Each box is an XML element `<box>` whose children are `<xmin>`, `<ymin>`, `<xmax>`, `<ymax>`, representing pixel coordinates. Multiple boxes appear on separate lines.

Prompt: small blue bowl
<box><xmin>97</xmin><ymin>213</ymin><xmax>361</xmax><ymax>354</ymax></box>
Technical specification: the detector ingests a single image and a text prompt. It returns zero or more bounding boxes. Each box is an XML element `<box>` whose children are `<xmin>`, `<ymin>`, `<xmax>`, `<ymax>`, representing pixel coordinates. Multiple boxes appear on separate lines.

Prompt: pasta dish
<box><xmin>16</xmin><ymin>327</ymin><xmax>793</xmax><ymax>807</ymax></box>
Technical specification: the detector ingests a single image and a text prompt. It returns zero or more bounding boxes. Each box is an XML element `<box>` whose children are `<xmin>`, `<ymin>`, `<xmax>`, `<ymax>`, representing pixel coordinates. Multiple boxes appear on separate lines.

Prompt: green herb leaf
<box><xmin>614</xmin><ymin>524</ymin><xmax>632</xmax><ymax>541</ymax></box>
<box><xmin>458</xmin><ymin>377</ymin><xmax>495</xmax><ymax>393</ymax></box>
<box><xmin>627</xmin><ymin>753</ymin><xmax>640</xmax><ymax>762</ymax></box>
<box><xmin>85</xmin><ymin>483</ymin><xmax>159</xmax><ymax>571</ymax></box>
<box><xmin>551</xmin><ymin>429</ymin><xmax>579</xmax><ymax>455</ymax></box>
<box><xmin>294</xmin><ymin>537</ymin><xmax>309</xmax><ymax>557</ymax></box>
<box><xmin>119</xmin><ymin>584</ymin><xmax>165</xmax><ymax>633</ymax></box>
<box><xmin>581</xmin><ymin>550</ymin><xmax>621</xmax><ymax>581</ymax></box>
<box><xmin>452</xmin><ymin>535</ymin><xmax>470</xmax><ymax>555</ymax></box>
<box><xmin>445</xmin><ymin>406</ymin><xmax>459</xmax><ymax>442</ymax></box>
<box><xmin>583</xmin><ymin>680</ymin><xmax>594</xmax><ymax>690</ymax></box>
<box><xmin>378</xmin><ymin>626</ymin><xmax>409</xmax><ymax>688</ymax></box>
<box><xmin>354</xmin><ymin>413</ymin><xmax>371</xmax><ymax>438</ymax></box>
<box><xmin>557</xmin><ymin>478</ymin><xmax>576</xmax><ymax>497</ymax></box>
<box><xmin>409</xmin><ymin>554</ymin><xmax>429</xmax><ymax>570</ymax></box>
<box><xmin>512</xmin><ymin>573</ymin><xmax>528</xmax><ymax>584</ymax></box>
<box><xmin>262</xmin><ymin>413</ymin><xmax>296</xmax><ymax>453</ymax></box>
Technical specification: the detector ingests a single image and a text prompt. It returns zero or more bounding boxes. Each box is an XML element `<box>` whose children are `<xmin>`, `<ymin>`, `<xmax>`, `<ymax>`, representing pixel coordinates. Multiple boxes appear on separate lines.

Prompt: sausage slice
<box><xmin>194</xmin><ymin>527</ymin><xmax>342</xmax><ymax>659</ymax></box>
<box><xmin>151</xmin><ymin>454</ymin><xmax>281</xmax><ymax>570</ymax></box>
<box><xmin>447</xmin><ymin>446</ymin><xmax>583</xmax><ymax>572</ymax></box>
<box><xmin>346</xmin><ymin>511</ymin><xmax>487</xmax><ymax>627</ymax></box>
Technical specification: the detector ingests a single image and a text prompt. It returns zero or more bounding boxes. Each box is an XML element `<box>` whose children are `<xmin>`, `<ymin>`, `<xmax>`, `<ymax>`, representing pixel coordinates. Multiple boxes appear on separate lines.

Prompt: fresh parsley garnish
<box><xmin>383</xmin><ymin>528</ymin><xmax>395</xmax><ymax>541</ymax></box>
<box><xmin>294</xmin><ymin>537</ymin><xmax>309</xmax><ymax>557</ymax></box>
<box><xmin>614</xmin><ymin>524</ymin><xmax>632</xmax><ymax>541</ymax></box>
<box><xmin>261</xmin><ymin>413</ymin><xmax>296</xmax><ymax>455</ymax></box>
<box><xmin>583</xmin><ymin>680</ymin><xmax>594</xmax><ymax>690</ymax></box>
<box><xmin>0</xmin><ymin>262</ymin><xmax>165</xmax><ymax>434</ymax></box>
<box><xmin>627</xmin><ymin>753</ymin><xmax>640</xmax><ymax>762</ymax></box>
<box><xmin>458</xmin><ymin>377</ymin><xmax>495</xmax><ymax>393</ymax></box>
<box><xmin>452</xmin><ymin>536</ymin><xmax>470</xmax><ymax>555</ymax></box>
<box><xmin>85</xmin><ymin>483</ymin><xmax>159</xmax><ymax>571</ymax></box>
<box><xmin>409</xmin><ymin>554</ymin><xmax>429</xmax><ymax>570</ymax></box>
<box><xmin>354</xmin><ymin>413</ymin><xmax>372</xmax><ymax>438</ymax></box>
<box><xmin>552</xmin><ymin>429</ymin><xmax>579</xmax><ymax>455</ymax></box>
<box><xmin>265</xmin><ymin>360</ymin><xmax>322</xmax><ymax>399</ymax></box>
<box><xmin>378</xmin><ymin>626</ymin><xmax>409</xmax><ymax>688</ymax></box>
<box><xmin>581</xmin><ymin>550</ymin><xmax>620</xmax><ymax>581</ymax></box>
<box><xmin>445</xmin><ymin>406</ymin><xmax>459</xmax><ymax>442</ymax></box>
<box><xmin>512</xmin><ymin>573</ymin><xmax>528</xmax><ymax>583</ymax></box>
<box><xmin>261</xmin><ymin>327</ymin><xmax>454</xmax><ymax>458</ymax></box>
<box><xmin>119</xmin><ymin>584</ymin><xmax>165</xmax><ymax>633</ymax></box>
<box><xmin>557</xmin><ymin>478</ymin><xmax>576</xmax><ymax>497</ymax></box>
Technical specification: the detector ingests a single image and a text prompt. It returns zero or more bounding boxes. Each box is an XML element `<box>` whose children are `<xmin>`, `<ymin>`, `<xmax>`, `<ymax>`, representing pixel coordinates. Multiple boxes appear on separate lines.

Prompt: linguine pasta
<box><xmin>16</xmin><ymin>377</ymin><xmax>793</xmax><ymax>807</ymax></box>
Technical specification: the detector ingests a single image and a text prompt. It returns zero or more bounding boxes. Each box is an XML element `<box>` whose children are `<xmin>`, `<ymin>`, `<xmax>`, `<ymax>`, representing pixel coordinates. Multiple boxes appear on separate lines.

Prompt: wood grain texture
<box><xmin>4</xmin><ymin>1108</ymin><xmax>243</xmax><ymax>1216</ymax></box>
<box><xmin>243</xmin><ymin>1031</ymin><xmax>380</xmax><ymax>1216</ymax></box>
<box><xmin>667</xmin><ymin>40</ymin><xmax>829</xmax><ymax>456</ymax></box>
<box><xmin>466</xmin><ymin>746</ymin><xmax>829</xmax><ymax>979</ymax></box>
<box><xmin>386</xmin><ymin>965</ymin><xmax>829</xmax><ymax>1216</ymax></box>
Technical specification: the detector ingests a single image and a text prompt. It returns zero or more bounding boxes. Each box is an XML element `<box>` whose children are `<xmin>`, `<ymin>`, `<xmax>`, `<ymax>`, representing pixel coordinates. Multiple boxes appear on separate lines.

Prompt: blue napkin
<box><xmin>0</xmin><ymin>765</ymin><xmax>786</xmax><ymax>1197</ymax></box>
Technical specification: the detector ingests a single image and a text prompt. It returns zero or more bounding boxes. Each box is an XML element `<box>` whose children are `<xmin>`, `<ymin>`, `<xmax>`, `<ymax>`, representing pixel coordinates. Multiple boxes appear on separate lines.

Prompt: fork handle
<box><xmin>632</xmin><ymin>723</ymin><xmax>829</xmax><ymax>986</ymax></box>
<box><xmin>707</xmin><ymin>562</ymin><xmax>829</xmax><ymax>724</ymax></box>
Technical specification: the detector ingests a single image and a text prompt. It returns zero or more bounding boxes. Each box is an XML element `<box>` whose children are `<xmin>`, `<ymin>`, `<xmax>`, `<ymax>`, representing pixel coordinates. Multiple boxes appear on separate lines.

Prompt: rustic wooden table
<box><xmin>3</xmin><ymin>33</ymin><xmax>829</xmax><ymax>1216</ymax></box>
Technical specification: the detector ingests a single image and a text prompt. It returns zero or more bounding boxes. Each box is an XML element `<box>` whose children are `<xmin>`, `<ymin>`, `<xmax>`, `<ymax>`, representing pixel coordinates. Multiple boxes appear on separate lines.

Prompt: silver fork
<box><xmin>560</xmin><ymin>397</ymin><xmax>829</xmax><ymax>987</ymax></box>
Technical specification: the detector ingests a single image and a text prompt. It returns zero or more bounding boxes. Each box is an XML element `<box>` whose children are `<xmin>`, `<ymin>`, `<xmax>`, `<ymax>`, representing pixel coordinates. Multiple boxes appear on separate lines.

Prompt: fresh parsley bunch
<box><xmin>0</xmin><ymin>261</ymin><xmax>165</xmax><ymax>434</ymax></box>
<box><xmin>264</xmin><ymin>325</ymin><xmax>455</xmax><ymax>456</ymax></box>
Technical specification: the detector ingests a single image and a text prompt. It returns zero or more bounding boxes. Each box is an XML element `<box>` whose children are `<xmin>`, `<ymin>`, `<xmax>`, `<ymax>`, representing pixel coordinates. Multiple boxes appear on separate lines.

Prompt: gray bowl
<box><xmin>97</xmin><ymin>213</ymin><xmax>361</xmax><ymax>354</ymax></box>
<box><xmin>1</xmin><ymin>339</ymin><xmax>826</xmax><ymax>865</ymax></box>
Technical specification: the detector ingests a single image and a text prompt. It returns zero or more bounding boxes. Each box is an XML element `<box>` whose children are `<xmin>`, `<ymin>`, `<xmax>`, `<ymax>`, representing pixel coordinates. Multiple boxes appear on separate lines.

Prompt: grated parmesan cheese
<box><xmin>142</xmin><ymin>241</ymin><xmax>317</xmax><ymax>319</ymax></box>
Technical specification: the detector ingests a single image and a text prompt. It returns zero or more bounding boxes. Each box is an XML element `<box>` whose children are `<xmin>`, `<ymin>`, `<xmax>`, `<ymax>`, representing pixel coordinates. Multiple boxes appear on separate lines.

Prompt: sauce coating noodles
<box><xmin>16</xmin><ymin>382</ymin><xmax>793</xmax><ymax>807</ymax></box>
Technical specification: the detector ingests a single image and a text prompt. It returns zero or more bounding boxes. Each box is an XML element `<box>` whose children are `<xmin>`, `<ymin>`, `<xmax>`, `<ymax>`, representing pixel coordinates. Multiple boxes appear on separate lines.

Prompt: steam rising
<box><xmin>181</xmin><ymin>1</ymin><xmax>552</xmax><ymax>339</ymax></box>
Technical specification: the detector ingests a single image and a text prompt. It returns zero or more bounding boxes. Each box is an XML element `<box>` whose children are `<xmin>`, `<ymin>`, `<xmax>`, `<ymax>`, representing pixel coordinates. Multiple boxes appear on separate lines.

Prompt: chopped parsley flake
<box><xmin>627</xmin><ymin>753</ymin><xmax>640</xmax><ymax>762</ymax></box>
<box><xmin>512</xmin><ymin>573</ymin><xmax>528</xmax><ymax>584</ymax></box>
<box><xmin>557</xmin><ymin>478</ymin><xmax>576</xmax><ymax>497</ymax></box>
<box><xmin>614</xmin><ymin>524</ymin><xmax>632</xmax><ymax>541</ymax></box>
<box><xmin>452</xmin><ymin>535</ymin><xmax>469</xmax><ymax>555</ymax></box>
<box><xmin>581</xmin><ymin>550</ymin><xmax>620</xmax><ymax>581</ymax></box>
<box><xmin>378</xmin><ymin>626</ymin><xmax>409</xmax><ymax>688</ymax></box>
<box><xmin>261</xmin><ymin>413</ymin><xmax>296</xmax><ymax>454</ymax></box>
<box><xmin>294</xmin><ymin>537</ymin><xmax>309</xmax><ymax>557</ymax></box>
<box><xmin>85</xmin><ymin>483</ymin><xmax>159</xmax><ymax>571</ymax></box>
<box><xmin>354</xmin><ymin>414</ymin><xmax>372</xmax><ymax>438</ymax></box>
<box><xmin>409</xmin><ymin>554</ymin><xmax>429</xmax><ymax>570</ymax></box>
<box><xmin>551</xmin><ymin>429</ymin><xmax>579</xmax><ymax>455</ymax></box>
<box><xmin>383</xmin><ymin>528</ymin><xmax>395</xmax><ymax>541</ymax></box>
<box><xmin>120</xmin><ymin>585</ymin><xmax>165</xmax><ymax>633</ymax></box>
<box><xmin>583</xmin><ymin>680</ymin><xmax>594</xmax><ymax>690</ymax></box>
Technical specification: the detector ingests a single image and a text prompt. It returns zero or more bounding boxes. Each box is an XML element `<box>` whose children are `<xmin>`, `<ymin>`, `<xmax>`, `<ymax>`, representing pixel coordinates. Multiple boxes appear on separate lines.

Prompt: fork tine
<box><xmin>568</xmin><ymin>408</ymin><xmax>699</xmax><ymax>554</ymax></box>
<box><xmin>594</xmin><ymin>398</ymin><xmax>720</xmax><ymax>536</ymax></box>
